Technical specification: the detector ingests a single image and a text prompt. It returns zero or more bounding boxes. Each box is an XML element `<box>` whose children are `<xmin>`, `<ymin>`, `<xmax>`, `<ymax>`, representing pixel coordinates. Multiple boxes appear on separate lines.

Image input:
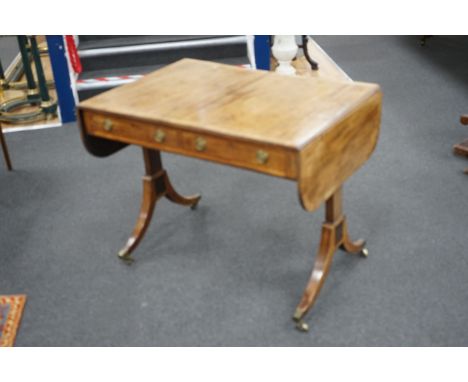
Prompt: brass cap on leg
<box><xmin>118</xmin><ymin>249</ymin><xmax>135</xmax><ymax>264</ymax></box>
<box><xmin>293</xmin><ymin>308</ymin><xmax>309</xmax><ymax>332</ymax></box>
<box><xmin>293</xmin><ymin>307</ymin><xmax>303</xmax><ymax>321</ymax></box>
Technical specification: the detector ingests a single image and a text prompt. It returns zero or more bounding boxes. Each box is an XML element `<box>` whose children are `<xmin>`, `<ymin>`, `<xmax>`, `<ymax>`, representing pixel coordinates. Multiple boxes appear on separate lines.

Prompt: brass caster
<box><xmin>295</xmin><ymin>320</ymin><xmax>309</xmax><ymax>332</ymax></box>
<box><xmin>118</xmin><ymin>249</ymin><xmax>135</xmax><ymax>265</ymax></box>
<box><xmin>293</xmin><ymin>308</ymin><xmax>309</xmax><ymax>332</ymax></box>
<box><xmin>190</xmin><ymin>198</ymin><xmax>201</xmax><ymax>210</ymax></box>
<box><xmin>361</xmin><ymin>248</ymin><xmax>369</xmax><ymax>258</ymax></box>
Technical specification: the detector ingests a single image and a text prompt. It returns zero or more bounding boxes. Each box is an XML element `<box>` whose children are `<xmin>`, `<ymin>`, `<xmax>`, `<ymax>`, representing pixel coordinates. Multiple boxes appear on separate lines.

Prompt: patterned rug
<box><xmin>0</xmin><ymin>295</ymin><xmax>26</xmax><ymax>347</ymax></box>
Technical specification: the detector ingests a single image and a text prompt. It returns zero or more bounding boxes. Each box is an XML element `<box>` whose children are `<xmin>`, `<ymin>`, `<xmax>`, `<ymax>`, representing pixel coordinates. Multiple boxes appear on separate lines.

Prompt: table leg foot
<box><xmin>293</xmin><ymin>221</ymin><xmax>337</xmax><ymax>328</ymax></box>
<box><xmin>118</xmin><ymin>248</ymin><xmax>135</xmax><ymax>264</ymax></box>
<box><xmin>294</xmin><ymin>319</ymin><xmax>310</xmax><ymax>332</ymax></box>
<box><xmin>293</xmin><ymin>308</ymin><xmax>310</xmax><ymax>332</ymax></box>
<box><xmin>339</xmin><ymin>220</ymin><xmax>368</xmax><ymax>257</ymax></box>
<box><xmin>164</xmin><ymin>176</ymin><xmax>201</xmax><ymax>209</ymax></box>
<box><xmin>118</xmin><ymin>176</ymin><xmax>157</xmax><ymax>263</ymax></box>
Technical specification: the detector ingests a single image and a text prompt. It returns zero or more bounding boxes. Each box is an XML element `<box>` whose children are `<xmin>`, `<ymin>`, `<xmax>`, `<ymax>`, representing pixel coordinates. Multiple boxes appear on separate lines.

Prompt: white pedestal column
<box><xmin>271</xmin><ymin>35</ymin><xmax>298</xmax><ymax>75</ymax></box>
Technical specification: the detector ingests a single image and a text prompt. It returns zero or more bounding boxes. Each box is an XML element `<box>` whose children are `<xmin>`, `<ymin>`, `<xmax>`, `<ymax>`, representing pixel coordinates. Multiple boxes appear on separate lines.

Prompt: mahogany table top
<box><xmin>79</xmin><ymin>58</ymin><xmax>380</xmax><ymax>150</ymax></box>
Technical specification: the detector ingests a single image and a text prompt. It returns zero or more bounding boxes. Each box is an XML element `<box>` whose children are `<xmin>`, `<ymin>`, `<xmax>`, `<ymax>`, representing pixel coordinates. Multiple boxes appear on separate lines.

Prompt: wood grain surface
<box><xmin>79</xmin><ymin>58</ymin><xmax>380</xmax><ymax>150</ymax></box>
<box><xmin>81</xmin><ymin>109</ymin><xmax>298</xmax><ymax>179</ymax></box>
<box><xmin>298</xmin><ymin>91</ymin><xmax>382</xmax><ymax>211</ymax></box>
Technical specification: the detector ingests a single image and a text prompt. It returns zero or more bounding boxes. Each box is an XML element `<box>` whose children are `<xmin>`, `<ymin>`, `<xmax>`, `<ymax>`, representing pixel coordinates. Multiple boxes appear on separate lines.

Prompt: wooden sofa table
<box><xmin>77</xmin><ymin>58</ymin><xmax>382</xmax><ymax>331</ymax></box>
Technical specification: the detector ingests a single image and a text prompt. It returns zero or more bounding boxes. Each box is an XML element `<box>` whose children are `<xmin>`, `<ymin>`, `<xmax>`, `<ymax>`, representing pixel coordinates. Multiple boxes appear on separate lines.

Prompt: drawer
<box><xmin>178</xmin><ymin>131</ymin><xmax>297</xmax><ymax>179</ymax></box>
<box><xmin>83</xmin><ymin>112</ymin><xmax>180</xmax><ymax>150</ymax></box>
<box><xmin>82</xmin><ymin>111</ymin><xmax>298</xmax><ymax>180</ymax></box>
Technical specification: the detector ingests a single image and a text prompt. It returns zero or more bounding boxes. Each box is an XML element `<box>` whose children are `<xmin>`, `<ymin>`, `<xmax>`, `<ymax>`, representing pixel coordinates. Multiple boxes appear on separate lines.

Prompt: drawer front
<box><xmin>84</xmin><ymin>112</ymin><xmax>180</xmax><ymax>150</ymax></box>
<box><xmin>82</xmin><ymin>111</ymin><xmax>298</xmax><ymax>180</ymax></box>
<box><xmin>178</xmin><ymin>132</ymin><xmax>297</xmax><ymax>179</ymax></box>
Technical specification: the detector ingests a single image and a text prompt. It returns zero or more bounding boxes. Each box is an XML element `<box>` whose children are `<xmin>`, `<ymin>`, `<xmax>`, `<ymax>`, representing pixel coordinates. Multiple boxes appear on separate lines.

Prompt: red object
<box><xmin>65</xmin><ymin>35</ymin><xmax>82</xmax><ymax>74</ymax></box>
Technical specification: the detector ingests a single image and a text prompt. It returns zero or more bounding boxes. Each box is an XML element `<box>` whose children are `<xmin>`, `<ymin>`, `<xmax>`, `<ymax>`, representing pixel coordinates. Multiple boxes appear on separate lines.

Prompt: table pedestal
<box><xmin>117</xmin><ymin>148</ymin><xmax>201</xmax><ymax>264</ymax></box>
<box><xmin>293</xmin><ymin>188</ymin><xmax>368</xmax><ymax>331</ymax></box>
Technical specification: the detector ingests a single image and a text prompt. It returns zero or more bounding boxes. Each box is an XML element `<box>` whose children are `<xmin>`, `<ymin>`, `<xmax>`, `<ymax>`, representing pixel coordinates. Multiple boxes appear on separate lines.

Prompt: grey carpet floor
<box><xmin>1</xmin><ymin>36</ymin><xmax>468</xmax><ymax>346</ymax></box>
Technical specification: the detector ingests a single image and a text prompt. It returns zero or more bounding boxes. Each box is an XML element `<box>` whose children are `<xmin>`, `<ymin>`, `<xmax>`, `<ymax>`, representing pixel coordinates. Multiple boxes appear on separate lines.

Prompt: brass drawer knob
<box><xmin>195</xmin><ymin>137</ymin><xmax>207</xmax><ymax>152</ymax></box>
<box><xmin>256</xmin><ymin>150</ymin><xmax>269</xmax><ymax>164</ymax></box>
<box><xmin>154</xmin><ymin>129</ymin><xmax>166</xmax><ymax>143</ymax></box>
<box><xmin>103</xmin><ymin>119</ymin><xmax>113</xmax><ymax>132</ymax></box>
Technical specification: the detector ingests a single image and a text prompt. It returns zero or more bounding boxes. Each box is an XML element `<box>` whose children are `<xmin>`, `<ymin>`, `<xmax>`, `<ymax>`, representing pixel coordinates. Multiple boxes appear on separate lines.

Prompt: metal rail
<box><xmin>2</xmin><ymin>121</ymin><xmax>61</xmax><ymax>133</ymax></box>
<box><xmin>3</xmin><ymin>46</ymin><xmax>49</xmax><ymax>83</ymax></box>
<box><xmin>78</xmin><ymin>36</ymin><xmax>247</xmax><ymax>58</ymax></box>
<box><xmin>76</xmin><ymin>75</ymin><xmax>143</xmax><ymax>91</ymax></box>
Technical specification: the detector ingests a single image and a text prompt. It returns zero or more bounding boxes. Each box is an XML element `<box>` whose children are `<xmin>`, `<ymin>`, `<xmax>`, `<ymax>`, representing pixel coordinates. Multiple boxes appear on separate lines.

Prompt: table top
<box><xmin>79</xmin><ymin>58</ymin><xmax>380</xmax><ymax>150</ymax></box>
